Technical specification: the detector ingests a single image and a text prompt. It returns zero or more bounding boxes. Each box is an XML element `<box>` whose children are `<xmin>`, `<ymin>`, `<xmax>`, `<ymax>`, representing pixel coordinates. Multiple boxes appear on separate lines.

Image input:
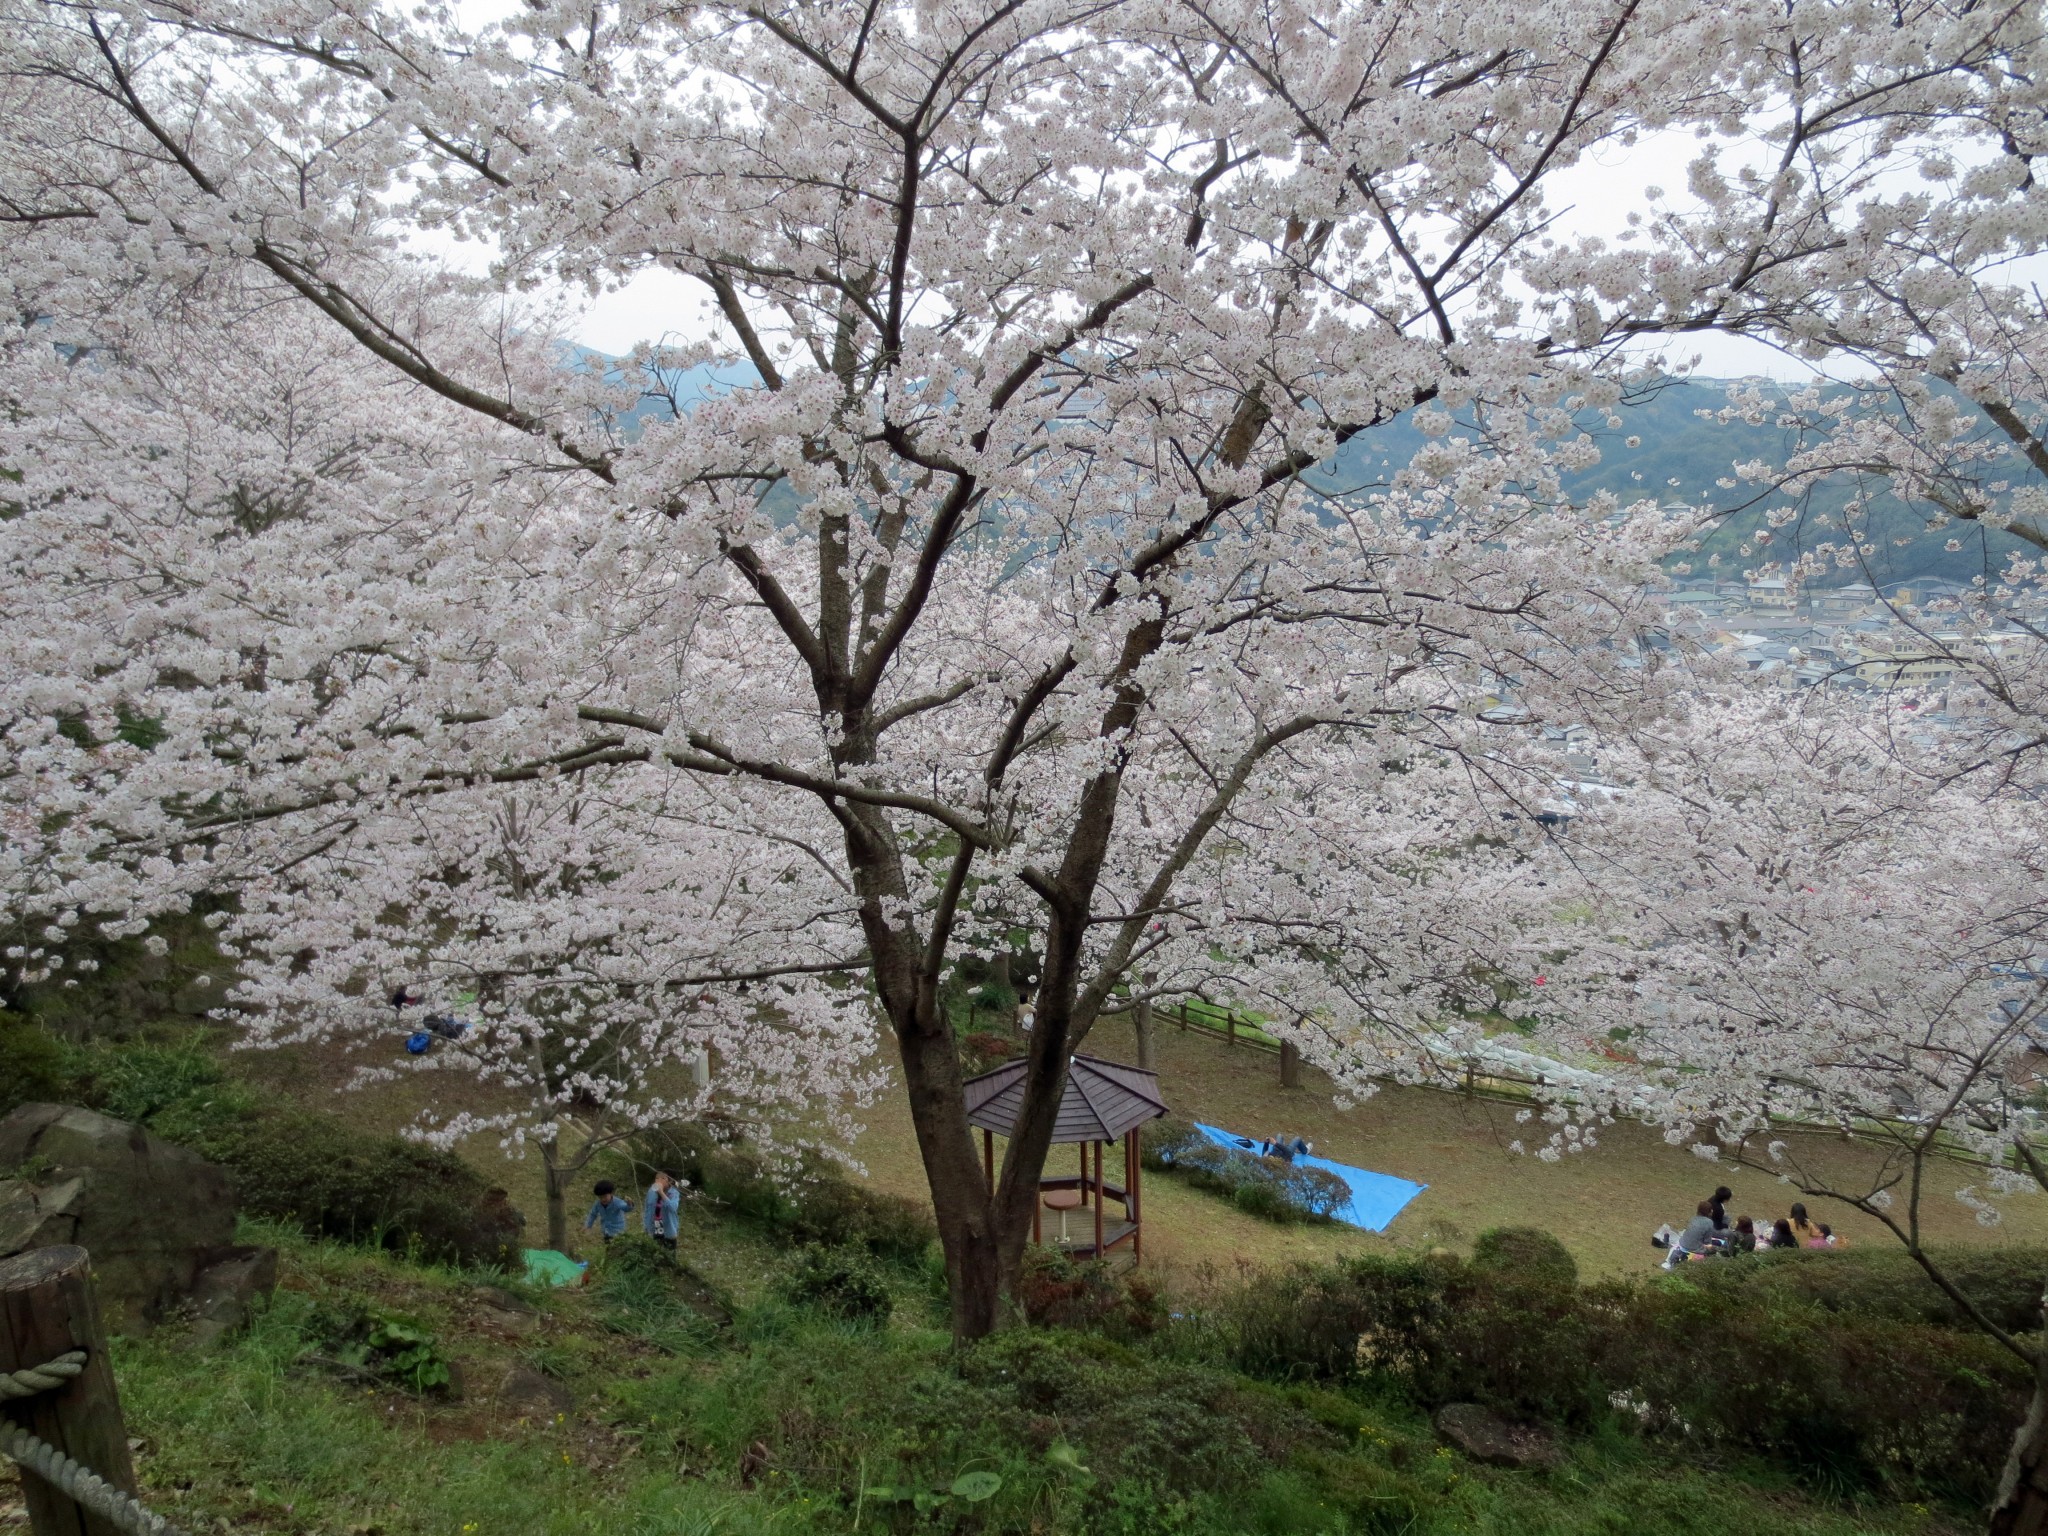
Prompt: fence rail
<box><xmin>1157</xmin><ymin>998</ymin><xmax>1282</xmax><ymax>1055</ymax></box>
<box><xmin>1153</xmin><ymin>997</ymin><xmax>1592</xmax><ymax>1106</ymax></box>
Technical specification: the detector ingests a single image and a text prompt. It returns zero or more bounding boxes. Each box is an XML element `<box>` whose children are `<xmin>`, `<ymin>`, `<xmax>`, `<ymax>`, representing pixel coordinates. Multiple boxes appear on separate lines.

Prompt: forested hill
<box><xmin>592</xmin><ymin>353</ymin><xmax>2035</xmax><ymax>590</ymax></box>
<box><xmin>1318</xmin><ymin>376</ymin><xmax>2039</xmax><ymax>590</ymax></box>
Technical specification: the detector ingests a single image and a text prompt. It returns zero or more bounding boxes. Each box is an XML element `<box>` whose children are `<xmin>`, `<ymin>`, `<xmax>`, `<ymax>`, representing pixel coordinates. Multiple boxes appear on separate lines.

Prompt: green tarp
<box><xmin>521</xmin><ymin>1248</ymin><xmax>587</xmax><ymax>1287</ymax></box>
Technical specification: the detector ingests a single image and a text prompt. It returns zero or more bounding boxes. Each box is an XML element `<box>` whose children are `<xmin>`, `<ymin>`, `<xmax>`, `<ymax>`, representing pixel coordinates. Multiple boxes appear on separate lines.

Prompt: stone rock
<box><xmin>476</xmin><ymin>1304</ymin><xmax>539</xmax><ymax>1338</ymax></box>
<box><xmin>0</xmin><ymin>1103</ymin><xmax>236</xmax><ymax>1332</ymax></box>
<box><xmin>496</xmin><ymin>1362</ymin><xmax>572</xmax><ymax>1419</ymax></box>
<box><xmin>1433</xmin><ymin>1403</ymin><xmax>1562</xmax><ymax>1471</ymax></box>
<box><xmin>470</xmin><ymin>1284</ymin><xmax>536</xmax><ymax>1315</ymax></box>
<box><xmin>186</xmin><ymin>1244</ymin><xmax>280</xmax><ymax>1348</ymax></box>
<box><xmin>0</xmin><ymin>1176</ymin><xmax>84</xmax><ymax>1254</ymax></box>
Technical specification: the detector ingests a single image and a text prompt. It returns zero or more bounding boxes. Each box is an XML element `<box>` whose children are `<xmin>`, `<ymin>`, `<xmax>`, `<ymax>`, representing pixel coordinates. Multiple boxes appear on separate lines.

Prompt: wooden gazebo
<box><xmin>963</xmin><ymin>1053</ymin><xmax>1168</xmax><ymax>1263</ymax></box>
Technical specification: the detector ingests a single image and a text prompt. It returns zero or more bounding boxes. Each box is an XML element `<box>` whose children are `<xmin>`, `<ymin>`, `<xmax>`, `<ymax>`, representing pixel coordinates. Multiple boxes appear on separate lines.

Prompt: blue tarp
<box><xmin>1192</xmin><ymin>1122</ymin><xmax>1426</xmax><ymax>1233</ymax></box>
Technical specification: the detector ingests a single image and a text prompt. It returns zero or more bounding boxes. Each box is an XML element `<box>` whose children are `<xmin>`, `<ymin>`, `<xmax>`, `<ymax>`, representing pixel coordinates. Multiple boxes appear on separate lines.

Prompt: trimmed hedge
<box><xmin>1471</xmin><ymin>1225</ymin><xmax>1579</xmax><ymax>1286</ymax></box>
<box><xmin>1217</xmin><ymin>1251</ymin><xmax>2030</xmax><ymax>1501</ymax></box>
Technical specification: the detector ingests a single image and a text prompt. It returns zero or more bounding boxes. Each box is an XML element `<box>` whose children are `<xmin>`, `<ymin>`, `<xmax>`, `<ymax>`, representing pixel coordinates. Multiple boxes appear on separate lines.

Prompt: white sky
<box><xmin>558</xmin><ymin>131</ymin><xmax>1819</xmax><ymax>380</ymax></box>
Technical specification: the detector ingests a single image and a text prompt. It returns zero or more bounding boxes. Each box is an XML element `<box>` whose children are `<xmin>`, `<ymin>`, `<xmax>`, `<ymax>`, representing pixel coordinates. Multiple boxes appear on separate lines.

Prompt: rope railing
<box><xmin>1</xmin><ymin>1350</ymin><xmax>188</xmax><ymax>1536</ymax></box>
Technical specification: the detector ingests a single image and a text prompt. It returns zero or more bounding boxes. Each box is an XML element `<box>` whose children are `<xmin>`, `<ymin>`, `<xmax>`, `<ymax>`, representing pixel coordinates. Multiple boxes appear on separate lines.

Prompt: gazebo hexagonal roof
<box><xmin>962</xmin><ymin>1053</ymin><xmax>1167</xmax><ymax>1144</ymax></box>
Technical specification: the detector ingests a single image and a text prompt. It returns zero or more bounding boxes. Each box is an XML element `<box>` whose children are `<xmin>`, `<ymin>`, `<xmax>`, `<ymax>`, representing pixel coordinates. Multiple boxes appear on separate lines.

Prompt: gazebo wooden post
<box><xmin>1127</xmin><ymin>1129</ymin><xmax>1141</xmax><ymax>1263</ymax></box>
<box><xmin>1093</xmin><ymin>1140</ymin><xmax>1104</xmax><ymax>1257</ymax></box>
<box><xmin>983</xmin><ymin>1127</ymin><xmax>995</xmax><ymax>1197</ymax></box>
<box><xmin>1033</xmin><ymin>1198</ymin><xmax>1041</xmax><ymax>1245</ymax></box>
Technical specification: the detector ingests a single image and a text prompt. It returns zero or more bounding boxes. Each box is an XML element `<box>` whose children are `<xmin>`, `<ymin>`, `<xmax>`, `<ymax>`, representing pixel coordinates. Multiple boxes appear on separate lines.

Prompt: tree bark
<box><xmin>1134</xmin><ymin>997</ymin><xmax>1156</xmax><ymax>1071</ymax></box>
<box><xmin>1280</xmin><ymin>1038</ymin><xmax>1301</xmax><ymax>1090</ymax></box>
<box><xmin>543</xmin><ymin>1149</ymin><xmax>572</xmax><ymax>1254</ymax></box>
<box><xmin>1990</xmin><ymin>1280</ymin><xmax>2048</xmax><ymax>1535</ymax></box>
<box><xmin>893</xmin><ymin>997</ymin><xmax>1005</xmax><ymax>1338</ymax></box>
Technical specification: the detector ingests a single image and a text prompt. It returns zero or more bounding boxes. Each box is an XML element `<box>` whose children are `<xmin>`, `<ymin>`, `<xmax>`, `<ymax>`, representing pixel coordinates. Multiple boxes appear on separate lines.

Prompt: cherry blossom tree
<box><xmin>5</xmin><ymin>0</ymin><xmax>2046</xmax><ymax>1346</ymax></box>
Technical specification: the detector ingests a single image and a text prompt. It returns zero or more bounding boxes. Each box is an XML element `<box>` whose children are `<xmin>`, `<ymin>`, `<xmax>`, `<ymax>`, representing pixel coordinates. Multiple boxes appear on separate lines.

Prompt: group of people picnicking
<box><xmin>1654</xmin><ymin>1186</ymin><xmax>1844</xmax><ymax>1267</ymax></box>
<box><xmin>584</xmin><ymin>1171</ymin><xmax>684</xmax><ymax>1252</ymax></box>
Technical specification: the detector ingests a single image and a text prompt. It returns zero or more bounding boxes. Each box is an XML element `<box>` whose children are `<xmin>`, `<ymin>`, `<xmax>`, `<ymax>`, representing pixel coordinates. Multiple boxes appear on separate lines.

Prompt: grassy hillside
<box><xmin>39</xmin><ymin>1214</ymin><xmax>2001</xmax><ymax>1536</ymax></box>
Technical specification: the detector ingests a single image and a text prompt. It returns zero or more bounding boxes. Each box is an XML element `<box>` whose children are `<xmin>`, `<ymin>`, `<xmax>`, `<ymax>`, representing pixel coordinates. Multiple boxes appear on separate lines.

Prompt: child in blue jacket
<box><xmin>584</xmin><ymin>1179</ymin><xmax>631</xmax><ymax>1242</ymax></box>
<box><xmin>644</xmin><ymin>1170</ymin><xmax>682</xmax><ymax>1252</ymax></box>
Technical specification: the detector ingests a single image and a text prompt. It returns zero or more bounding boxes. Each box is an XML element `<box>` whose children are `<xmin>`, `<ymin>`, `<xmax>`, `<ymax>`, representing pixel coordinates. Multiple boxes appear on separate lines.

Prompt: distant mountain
<box><xmin>1319</xmin><ymin>377</ymin><xmax>2038</xmax><ymax>589</ymax></box>
<box><xmin>578</xmin><ymin>354</ymin><xmax>2036</xmax><ymax>588</ymax></box>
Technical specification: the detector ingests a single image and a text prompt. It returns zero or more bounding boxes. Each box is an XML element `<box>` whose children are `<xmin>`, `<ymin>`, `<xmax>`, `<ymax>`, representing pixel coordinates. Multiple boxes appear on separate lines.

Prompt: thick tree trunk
<box><xmin>1280</xmin><ymin>1038</ymin><xmax>1301</xmax><ymax>1090</ymax></box>
<box><xmin>894</xmin><ymin>1004</ymin><xmax>1008</xmax><ymax>1338</ymax></box>
<box><xmin>1133</xmin><ymin>997</ymin><xmax>1156</xmax><ymax>1071</ymax></box>
<box><xmin>1990</xmin><ymin>1287</ymin><xmax>2048</xmax><ymax>1535</ymax></box>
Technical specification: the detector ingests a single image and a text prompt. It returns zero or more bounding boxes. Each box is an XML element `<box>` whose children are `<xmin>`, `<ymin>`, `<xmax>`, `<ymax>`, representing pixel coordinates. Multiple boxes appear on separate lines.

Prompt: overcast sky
<box><xmin>555</xmin><ymin>134</ymin><xmax>1818</xmax><ymax>381</ymax></box>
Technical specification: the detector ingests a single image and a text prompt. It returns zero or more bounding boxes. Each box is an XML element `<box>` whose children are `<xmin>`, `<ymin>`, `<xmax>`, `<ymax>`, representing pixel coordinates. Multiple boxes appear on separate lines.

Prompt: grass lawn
<box><xmin>843</xmin><ymin>1011</ymin><xmax>2048</xmax><ymax>1283</ymax></box>
<box><xmin>239</xmin><ymin>1008</ymin><xmax>2048</xmax><ymax>1287</ymax></box>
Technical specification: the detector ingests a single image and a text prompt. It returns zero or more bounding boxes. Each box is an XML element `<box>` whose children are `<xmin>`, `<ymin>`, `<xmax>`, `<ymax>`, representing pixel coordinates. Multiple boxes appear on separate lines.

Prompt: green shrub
<box><xmin>1278</xmin><ymin>1163</ymin><xmax>1352</xmax><ymax>1220</ymax></box>
<box><xmin>1147</xmin><ymin>1129</ymin><xmax>1342</xmax><ymax>1224</ymax></box>
<box><xmin>1215</xmin><ymin>1251</ymin><xmax>2028</xmax><ymax>1502</ymax></box>
<box><xmin>0</xmin><ymin>1023</ymin><xmax>523</xmax><ymax>1268</ymax></box>
<box><xmin>1140</xmin><ymin>1114</ymin><xmax>1203</xmax><ymax>1169</ymax></box>
<box><xmin>1681</xmin><ymin>1244</ymin><xmax>2047</xmax><ymax>1333</ymax></box>
<box><xmin>597</xmin><ymin>1231</ymin><xmax>675</xmax><ymax>1281</ymax></box>
<box><xmin>1471</xmin><ymin>1225</ymin><xmax>1579</xmax><ymax>1286</ymax></box>
<box><xmin>0</xmin><ymin>1013</ymin><xmax>77</xmax><ymax>1117</ymax></box>
<box><xmin>189</xmin><ymin>1107</ymin><xmax>524</xmax><ymax>1269</ymax></box>
<box><xmin>634</xmin><ymin>1121</ymin><xmax>936</xmax><ymax>1261</ymax></box>
<box><xmin>782</xmin><ymin>1245</ymin><xmax>894</xmax><ymax>1325</ymax></box>
<box><xmin>1015</xmin><ymin>1246</ymin><xmax>1165</xmax><ymax>1338</ymax></box>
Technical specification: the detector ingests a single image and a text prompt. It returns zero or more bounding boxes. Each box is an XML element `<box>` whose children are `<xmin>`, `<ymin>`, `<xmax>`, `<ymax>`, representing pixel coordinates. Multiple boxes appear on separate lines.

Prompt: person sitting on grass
<box><xmin>1667</xmin><ymin>1201</ymin><xmax>1717</xmax><ymax>1265</ymax></box>
<box><xmin>1787</xmin><ymin>1201</ymin><xmax>1818</xmax><ymax>1245</ymax></box>
<box><xmin>1806</xmin><ymin>1222</ymin><xmax>1841</xmax><ymax>1250</ymax></box>
<box><xmin>1768</xmin><ymin>1218</ymin><xmax>1799</xmax><ymax>1250</ymax></box>
<box><xmin>584</xmin><ymin>1179</ymin><xmax>632</xmax><ymax>1244</ymax></box>
<box><xmin>644</xmin><ymin>1170</ymin><xmax>682</xmax><ymax>1253</ymax></box>
<box><xmin>1729</xmin><ymin>1216</ymin><xmax>1758</xmax><ymax>1253</ymax></box>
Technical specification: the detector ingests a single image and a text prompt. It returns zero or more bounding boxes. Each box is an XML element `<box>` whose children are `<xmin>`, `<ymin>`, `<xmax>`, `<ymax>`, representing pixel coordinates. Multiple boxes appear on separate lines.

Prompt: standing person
<box><xmin>1707</xmin><ymin>1186</ymin><xmax>1733</xmax><ymax>1230</ymax></box>
<box><xmin>644</xmin><ymin>1170</ymin><xmax>681</xmax><ymax>1253</ymax></box>
<box><xmin>584</xmin><ymin>1179</ymin><xmax>631</xmax><ymax>1244</ymax></box>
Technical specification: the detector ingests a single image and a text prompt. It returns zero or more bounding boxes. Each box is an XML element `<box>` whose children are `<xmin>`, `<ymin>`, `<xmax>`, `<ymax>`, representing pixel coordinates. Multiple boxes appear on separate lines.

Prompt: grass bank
<box><xmin>21</xmin><ymin>1206</ymin><xmax>1998</xmax><ymax>1536</ymax></box>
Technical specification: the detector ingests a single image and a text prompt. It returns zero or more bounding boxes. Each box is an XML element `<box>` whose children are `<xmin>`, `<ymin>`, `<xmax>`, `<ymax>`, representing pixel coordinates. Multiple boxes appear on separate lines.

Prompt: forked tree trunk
<box><xmin>889</xmin><ymin>925</ymin><xmax>1090</xmax><ymax>1340</ymax></box>
<box><xmin>895</xmin><ymin>1005</ymin><xmax>1007</xmax><ymax>1338</ymax></box>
